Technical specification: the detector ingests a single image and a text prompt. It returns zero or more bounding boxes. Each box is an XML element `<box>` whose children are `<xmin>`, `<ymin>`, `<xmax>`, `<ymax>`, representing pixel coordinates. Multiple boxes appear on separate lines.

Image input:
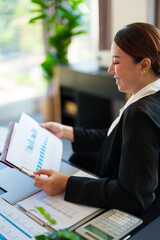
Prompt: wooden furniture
<box><xmin>57</xmin><ymin>60</ymin><xmax>126</xmax><ymax>129</ymax></box>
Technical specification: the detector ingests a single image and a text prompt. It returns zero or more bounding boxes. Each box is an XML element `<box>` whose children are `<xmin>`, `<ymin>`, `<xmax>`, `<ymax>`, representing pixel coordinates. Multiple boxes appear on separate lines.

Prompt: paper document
<box><xmin>18</xmin><ymin>170</ymin><xmax>103</xmax><ymax>231</ymax></box>
<box><xmin>0</xmin><ymin>197</ymin><xmax>47</xmax><ymax>240</ymax></box>
<box><xmin>6</xmin><ymin>113</ymin><xmax>62</xmax><ymax>173</ymax></box>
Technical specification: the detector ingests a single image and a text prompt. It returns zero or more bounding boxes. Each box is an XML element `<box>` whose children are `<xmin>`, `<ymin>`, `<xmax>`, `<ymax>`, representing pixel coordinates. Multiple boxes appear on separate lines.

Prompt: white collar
<box><xmin>121</xmin><ymin>78</ymin><xmax>160</xmax><ymax>113</ymax></box>
<box><xmin>107</xmin><ymin>78</ymin><xmax>160</xmax><ymax>136</ymax></box>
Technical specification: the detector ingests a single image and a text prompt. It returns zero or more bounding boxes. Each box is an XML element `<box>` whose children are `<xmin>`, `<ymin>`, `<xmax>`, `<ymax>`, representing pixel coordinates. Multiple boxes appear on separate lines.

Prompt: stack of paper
<box><xmin>18</xmin><ymin>171</ymin><xmax>103</xmax><ymax>231</ymax></box>
<box><xmin>0</xmin><ymin>197</ymin><xmax>47</xmax><ymax>239</ymax></box>
<box><xmin>6</xmin><ymin>113</ymin><xmax>63</xmax><ymax>173</ymax></box>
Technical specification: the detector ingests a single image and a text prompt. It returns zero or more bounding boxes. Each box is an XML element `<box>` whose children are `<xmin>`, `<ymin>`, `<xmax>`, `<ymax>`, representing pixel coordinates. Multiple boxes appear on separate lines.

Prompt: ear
<box><xmin>140</xmin><ymin>58</ymin><xmax>151</xmax><ymax>74</ymax></box>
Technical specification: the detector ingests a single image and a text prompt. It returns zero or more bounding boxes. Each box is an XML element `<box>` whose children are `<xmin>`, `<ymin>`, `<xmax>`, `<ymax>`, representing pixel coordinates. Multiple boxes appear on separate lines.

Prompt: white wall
<box><xmin>111</xmin><ymin>0</ymin><xmax>149</xmax><ymax>40</ymax></box>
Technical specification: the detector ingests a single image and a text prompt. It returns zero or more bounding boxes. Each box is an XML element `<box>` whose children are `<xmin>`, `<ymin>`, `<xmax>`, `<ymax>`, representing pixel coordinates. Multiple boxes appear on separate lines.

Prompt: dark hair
<box><xmin>114</xmin><ymin>22</ymin><xmax>160</xmax><ymax>77</ymax></box>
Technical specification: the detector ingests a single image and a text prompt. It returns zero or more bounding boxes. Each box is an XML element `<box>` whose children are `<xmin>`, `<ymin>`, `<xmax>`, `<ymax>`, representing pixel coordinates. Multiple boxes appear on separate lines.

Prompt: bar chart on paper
<box><xmin>23</xmin><ymin>127</ymin><xmax>45</xmax><ymax>171</ymax></box>
<box><xmin>25</xmin><ymin>128</ymin><xmax>37</xmax><ymax>153</ymax></box>
<box><xmin>36</xmin><ymin>137</ymin><xmax>48</xmax><ymax>171</ymax></box>
<box><xmin>6</xmin><ymin>113</ymin><xmax>62</xmax><ymax>173</ymax></box>
<box><xmin>24</xmin><ymin>128</ymin><xmax>49</xmax><ymax>171</ymax></box>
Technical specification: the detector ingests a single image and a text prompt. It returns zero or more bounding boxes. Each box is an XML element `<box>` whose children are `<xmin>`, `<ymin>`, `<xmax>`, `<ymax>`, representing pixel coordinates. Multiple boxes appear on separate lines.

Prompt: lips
<box><xmin>116</xmin><ymin>80</ymin><xmax>120</xmax><ymax>86</ymax></box>
<box><xmin>114</xmin><ymin>76</ymin><xmax>120</xmax><ymax>84</ymax></box>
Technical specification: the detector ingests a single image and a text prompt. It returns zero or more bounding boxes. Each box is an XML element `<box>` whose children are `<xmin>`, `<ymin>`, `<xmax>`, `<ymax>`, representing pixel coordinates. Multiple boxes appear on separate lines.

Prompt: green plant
<box><xmin>29</xmin><ymin>0</ymin><xmax>86</xmax><ymax>83</ymax></box>
<box><xmin>35</xmin><ymin>207</ymin><xmax>81</xmax><ymax>240</ymax></box>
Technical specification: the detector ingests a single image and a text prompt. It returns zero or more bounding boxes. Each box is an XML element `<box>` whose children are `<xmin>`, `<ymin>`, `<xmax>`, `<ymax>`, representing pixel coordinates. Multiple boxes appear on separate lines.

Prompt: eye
<box><xmin>113</xmin><ymin>62</ymin><xmax>119</xmax><ymax>65</ymax></box>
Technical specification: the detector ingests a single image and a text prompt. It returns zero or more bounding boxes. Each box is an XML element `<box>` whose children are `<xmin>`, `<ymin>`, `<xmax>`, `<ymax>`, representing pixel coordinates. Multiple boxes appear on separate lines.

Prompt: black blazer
<box><xmin>65</xmin><ymin>91</ymin><xmax>160</xmax><ymax>216</ymax></box>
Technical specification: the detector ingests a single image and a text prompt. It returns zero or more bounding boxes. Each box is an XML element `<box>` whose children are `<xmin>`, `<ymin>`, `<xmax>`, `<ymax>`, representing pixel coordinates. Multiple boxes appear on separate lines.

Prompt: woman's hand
<box><xmin>40</xmin><ymin>122</ymin><xmax>64</xmax><ymax>139</ymax></box>
<box><xmin>40</xmin><ymin>122</ymin><xmax>74</xmax><ymax>142</ymax></box>
<box><xmin>34</xmin><ymin>169</ymin><xmax>69</xmax><ymax>196</ymax></box>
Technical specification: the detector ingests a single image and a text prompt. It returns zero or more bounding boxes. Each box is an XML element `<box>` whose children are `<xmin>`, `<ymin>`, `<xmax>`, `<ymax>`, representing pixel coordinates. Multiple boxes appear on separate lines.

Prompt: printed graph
<box><xmin>25</xmin><ymin>128</ymin><xmax>37</xmax><ymax>153</ymax></box>
<box><xmin>36</xmin><ymin>137</ymin><xmax>48</xmax><ymax>171</ymax></box>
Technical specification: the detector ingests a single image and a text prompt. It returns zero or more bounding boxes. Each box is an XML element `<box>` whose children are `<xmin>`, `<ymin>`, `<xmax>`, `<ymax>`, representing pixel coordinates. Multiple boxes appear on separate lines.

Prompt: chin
<box><xmin>117</xmin><ymin>86</ymin><xmax>124</xmax><ymax>92</ymax></box>
<box><xmin>117</xmin><ymin>85</ymin><xmax>128</xmax><ymax>93</ymax></box>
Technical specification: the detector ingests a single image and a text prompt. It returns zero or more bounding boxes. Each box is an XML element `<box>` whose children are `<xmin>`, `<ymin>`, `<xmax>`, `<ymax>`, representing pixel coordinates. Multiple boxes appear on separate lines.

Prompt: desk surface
<box><xmin>0</xmin><ymin>160</ymin><xmax>80</xmax><ymax>239</ymax></box>
<box><xmin>129</xmin><ymin>216</ymin><xmax>160</xmax><ymax>240</ymax></box>
<box><xmin>0</xmin><ymin>159</ymin><xmax>78</xmax><ymax>204</ymax></box>
<box><xmin>0</xmin><ymin>160</ymin><xmax>159</xmax><ymax>240</ymax></box>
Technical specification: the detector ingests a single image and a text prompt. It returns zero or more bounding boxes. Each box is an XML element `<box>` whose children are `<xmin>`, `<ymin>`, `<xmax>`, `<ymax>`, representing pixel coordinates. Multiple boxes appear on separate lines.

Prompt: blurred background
<box><xmin>0</xmin><ymin>0</ymin><xmax>159</xmax><ymax>125</ymax></box>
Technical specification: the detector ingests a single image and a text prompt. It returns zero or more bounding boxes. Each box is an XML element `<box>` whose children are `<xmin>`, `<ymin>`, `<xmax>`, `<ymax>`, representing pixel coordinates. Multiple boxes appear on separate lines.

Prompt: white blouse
<box><xmin>107</xmin><ymin>78</ymin><xmax>160</xmax><ymax>136</ymax></box>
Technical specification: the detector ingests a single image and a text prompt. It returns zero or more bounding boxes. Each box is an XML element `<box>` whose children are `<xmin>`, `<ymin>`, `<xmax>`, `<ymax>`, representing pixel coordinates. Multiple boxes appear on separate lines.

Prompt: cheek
<box><xmin>118</xmin><ymin>64</ymin><xmax>139</xmax><ymax>79</ymax></box>
<box><xmin>115</xmin><ymin>63</ymin><xmax>127</xmax><ymax>74</ymax></box>
<box><xmin>117</xmin><ymin>68</ymin><xmax>135</xmax><ymax>88</ymax></box>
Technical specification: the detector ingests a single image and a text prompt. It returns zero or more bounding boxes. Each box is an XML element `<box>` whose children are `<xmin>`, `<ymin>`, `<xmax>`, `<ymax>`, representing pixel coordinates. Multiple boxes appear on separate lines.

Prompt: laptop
<box><xmin>0</xmin><ymin>162</ymin><xmax>39</xmax><ymax>205</ymax></box>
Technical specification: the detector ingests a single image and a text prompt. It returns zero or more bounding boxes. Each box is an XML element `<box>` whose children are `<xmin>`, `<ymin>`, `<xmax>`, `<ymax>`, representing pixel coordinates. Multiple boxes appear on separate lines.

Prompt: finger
<box><xmin>40</xmin><ymin>123</ymin><xmax>48</xmax><ymax>128</ymax></box>
<box><xmin>34</xmin><ymin>180</ymin><xmax>44</xmax><ymax>189</ymax></box>
<box><xmin>34</xmin><ymin>169</ymin><xmax>54</xmax><ymax>176</ymax></box>
<box><xmin>34</xmin><ymin>174</ymin><xmax>52</xmax><ymax>183</ymax></box>
<box><xmin>40</xmin><ymin>122</ymin><xmax>53</xmax><ymax>130</ymax></box>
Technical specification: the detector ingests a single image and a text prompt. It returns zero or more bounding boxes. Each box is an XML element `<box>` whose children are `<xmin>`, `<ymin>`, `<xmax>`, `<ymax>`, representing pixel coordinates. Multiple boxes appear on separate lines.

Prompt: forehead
<box><xmin>111</xmin><ymin>41</ymin><xmax>128</xmax><ymax>58</ymax></box>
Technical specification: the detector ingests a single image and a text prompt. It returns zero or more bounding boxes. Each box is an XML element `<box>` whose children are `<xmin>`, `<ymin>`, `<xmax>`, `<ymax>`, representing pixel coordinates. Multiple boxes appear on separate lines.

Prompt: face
<box><xmin>108</xmin><ymin>42</ymin><xmax>143</xmax><ymax>94</ymax></box>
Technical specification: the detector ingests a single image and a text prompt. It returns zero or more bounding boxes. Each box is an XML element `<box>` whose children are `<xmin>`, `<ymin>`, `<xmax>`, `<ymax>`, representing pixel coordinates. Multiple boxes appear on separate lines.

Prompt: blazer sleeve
<box><xmin>65</xmin><ymin>108</ymin><xmax>160</xmax><ymax>214</ymax></box>
<box><xmin>72</xmin><ymin>127</ymin><xmax>108</xmax><ymax>152</ymax></box>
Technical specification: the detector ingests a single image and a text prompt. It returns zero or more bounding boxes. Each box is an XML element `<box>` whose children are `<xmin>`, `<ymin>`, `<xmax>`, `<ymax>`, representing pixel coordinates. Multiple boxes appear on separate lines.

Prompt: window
<box><xmin>0</xmin><ymin>0</ymin><xmax>45</xmax><ymax>105</ymax></box>
<box><xmin>0</xmin><ymin>0</ymin><xmax>99</xmax><ymax>106</ymax></box>
<box><xmin>68</xmin><ymin>0</ymin><xmax>99</xmax><ymax>63</ymax></box>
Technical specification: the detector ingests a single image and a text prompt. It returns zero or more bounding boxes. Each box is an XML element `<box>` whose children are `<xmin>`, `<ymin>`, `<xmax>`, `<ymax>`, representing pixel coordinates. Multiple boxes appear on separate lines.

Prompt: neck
<box><xmin>133</xmin><ymin>72</ymin><xmax>159</xmax><ymax>95</ymax></box>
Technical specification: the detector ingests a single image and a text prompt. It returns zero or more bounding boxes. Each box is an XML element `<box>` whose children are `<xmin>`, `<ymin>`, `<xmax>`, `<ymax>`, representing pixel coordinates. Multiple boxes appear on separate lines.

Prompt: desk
<box><xmin>0</xmin><ymin>159</ymin><xmax>160</xmax><ymax>239</ymax></box>
<box><xmin>0</xmin><ymin>127</ymin><xmax>160</xmax><ymax>240</ymax></box>
<box><xmin>0</xmin><ymin>159</ymin><xmax>99</xmax><ymax>239</ymax></box>
<box><xmin>0</xmin><ymin>159</ymin><xmax>78</xmax><ymax>204</ymax></box>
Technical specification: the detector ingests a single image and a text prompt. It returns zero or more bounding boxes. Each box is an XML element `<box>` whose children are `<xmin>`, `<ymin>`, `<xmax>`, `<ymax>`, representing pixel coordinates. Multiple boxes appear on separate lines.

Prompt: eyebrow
<box><xmin>112</xmin><ymin>56</ymin><xmax>120</xmax><ymax>58</ymax></box>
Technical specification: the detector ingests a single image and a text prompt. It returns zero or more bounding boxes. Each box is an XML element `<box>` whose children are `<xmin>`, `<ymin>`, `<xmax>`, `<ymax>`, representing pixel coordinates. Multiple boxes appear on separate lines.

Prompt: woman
<box><xmin>34</xmin><ymin>22</ymin><xmax>160</xmax><ymax>219</ymax></box>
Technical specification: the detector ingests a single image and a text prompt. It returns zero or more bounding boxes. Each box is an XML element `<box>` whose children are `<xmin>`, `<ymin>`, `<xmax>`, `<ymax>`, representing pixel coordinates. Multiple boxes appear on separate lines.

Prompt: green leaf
<box><xmin>41</xmin><ymin>53</ymin><xmax>57</xmax><ymax>82</ymax></box>
<box><xmin>29</xmin><ymin>14</ymin><xmax>47</xmax><ymax>23</ymax></box>
<box><xmin>29</xmin><ymin>0</ymin><xmax>87</xmax><ymax>82</ymax></box>
<box><xmin>34</xmin><ymin>209</ymin><xmax>82</xmax><ymax>240</ymax></box>
<box><xmin>35</xmin><ymin>234</ymin><xmax>47</xmax><ymax>240</ymax></box>
<box><xmin>42</xmin><ymin>229</ymin><xmax>82</xmax><ymax>240</ymax></box>
<box><xmin>35</xmin><ymin>207</ymin><xmax>57</xmax><ymax>225</ymax></box>
<box><xmin>31</xmin><ymin>0</ymin><xmax>50</xmax><ymax>9</ymax></box>
<box><xmin>73</xmin><ymin>30</ymin><xmax>87</xmax><ymax>36</ymax></box>
<box><xmin>56</xmin><ymin>229</ymin><xmax>81</xmax><ymax>240</ymax></box>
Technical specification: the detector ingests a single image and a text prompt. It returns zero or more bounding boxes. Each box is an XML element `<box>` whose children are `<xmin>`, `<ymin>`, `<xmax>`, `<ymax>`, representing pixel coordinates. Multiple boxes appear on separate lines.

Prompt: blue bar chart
<box><xmin>6</xmin><ymin>112</ymin><xmax>62</xmax><ymax>174</ymax></box>
<box><xmin>25</xmin><ymin>128</ymin><xmax>37</xmax><ymax>153</ymax></box>
<box><xmin>36</xmin><ymin>137</ymin><xmax>48</xmax><ymax>171</ymax></box>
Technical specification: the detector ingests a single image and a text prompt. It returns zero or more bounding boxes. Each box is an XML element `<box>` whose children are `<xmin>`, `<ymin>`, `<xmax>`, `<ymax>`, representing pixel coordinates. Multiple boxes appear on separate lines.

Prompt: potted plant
<box><xmin>29</xmin><ymin>0</ymin><xmax>86</xmax><ymax>122</ymax></box>
<box><xmin>34</xmin><ymin>207</ymin><xmax>81</xmax><ymax>240</ymax></box>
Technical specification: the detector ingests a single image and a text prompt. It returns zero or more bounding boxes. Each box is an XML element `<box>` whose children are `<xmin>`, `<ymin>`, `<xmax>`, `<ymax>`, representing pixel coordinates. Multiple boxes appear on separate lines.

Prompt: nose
<box><xmin>108</xmin><ymin>63</ymin><xmax>114</xmax><ymax>75</ymax></box>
